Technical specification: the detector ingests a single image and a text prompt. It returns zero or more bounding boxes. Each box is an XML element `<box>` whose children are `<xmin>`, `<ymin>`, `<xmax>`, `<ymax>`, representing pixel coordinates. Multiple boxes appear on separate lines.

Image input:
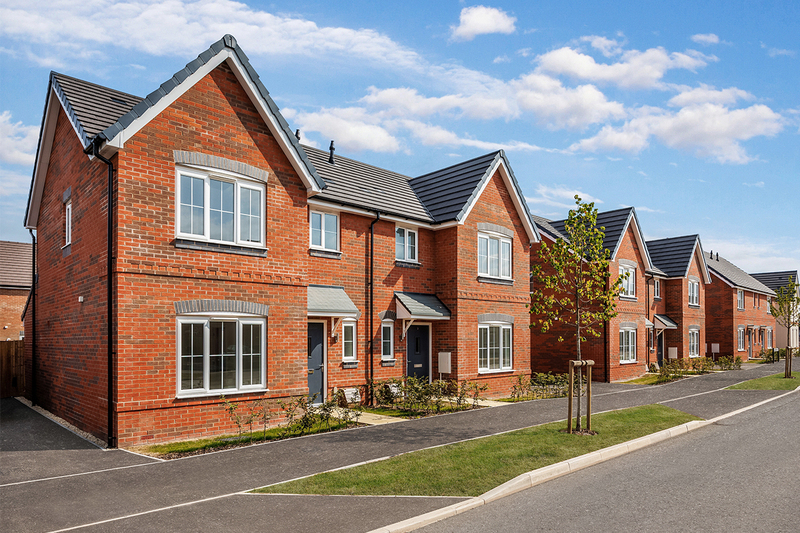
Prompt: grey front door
<box><xmin>657</xmin><ymin>333</ymin><xmax>664</xmax><ymax>366</ymax></box>
<box><xmin>406</xmin><ymin>325</ymin><xmax>429</xmax><ymax>381</ymax></box>
<box><xmin>307</xmin><ymin>323</ymin><xmax>324</xmax><ymax>403</ymax></box>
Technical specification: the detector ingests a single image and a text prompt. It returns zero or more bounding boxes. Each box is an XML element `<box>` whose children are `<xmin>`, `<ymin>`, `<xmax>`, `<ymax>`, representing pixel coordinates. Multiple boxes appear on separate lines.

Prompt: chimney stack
<box><xmin>328</xmin><ymin>140</ymin><xmax>335</xmax><ymax>164</ymax></box>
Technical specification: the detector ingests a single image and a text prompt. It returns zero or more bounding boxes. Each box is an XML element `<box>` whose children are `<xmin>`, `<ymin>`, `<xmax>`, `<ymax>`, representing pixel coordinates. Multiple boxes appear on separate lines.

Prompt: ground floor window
<box><xmin>738</xmin><ymin>327</ymin><xmax>745</xmax><ymax>351</ymax></box>
<box><xmin>689</xmin><ymin>329</ymin><xmax>700</xmax><ymax>357</ymax></box>
<box><xmin>342</xmin><ymin>321</ymin><xmax>357</xmax><ymax>361</ymax></box>
<box><xmin>766</xmin><ymin>329</ymin><xmax>772</xmax><ymax>349</ymax></box>
<box><xmin>620</xmin><ymin>328</ymin><xmax>636</xmax><ymax>362</ymax></box>
<box><xmin>381</xmin><ymin>320</ymin><xmax>394</xmax><ymax>360</ymax></box>
<box><xmin>478</xmin><ymin>323</ymin><xmax>512</xmax><ymax>372</ymax></box>
<box><xmin>177</xmin><ymin>317</ymin><xmax>266</xmax><ymax>396</ymax></box>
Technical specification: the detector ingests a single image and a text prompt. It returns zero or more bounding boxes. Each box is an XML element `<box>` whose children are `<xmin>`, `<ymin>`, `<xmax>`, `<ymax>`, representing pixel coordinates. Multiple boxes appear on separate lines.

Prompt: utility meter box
<box><xmin>438</xmin><ymin>352</ymin><xmax>451</xmax><ymax>374</ymax></box>
<box><xmin>668</xmin><ymin>347</ymin><xmax>678</xmax><ymax>359</ymax></box>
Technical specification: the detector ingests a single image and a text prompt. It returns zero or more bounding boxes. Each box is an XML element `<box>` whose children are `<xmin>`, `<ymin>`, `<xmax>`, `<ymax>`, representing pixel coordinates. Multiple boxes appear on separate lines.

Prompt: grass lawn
<box><xmin>727</xmin><ymin>372</ymin><xmax>800</xmax><ymax>390</ymax></box>
<box><xmin>254</xmin><ymin>404</ymin><xmax>699</xmax><ymax>498</ymax></box>
<box><xmin>361</xmin><ymin>405</ymin><xmax>470</xmax><ymax>418</ymax></box>
<box><xmin>130</xmin><ymin>419</ymin><xmax>351</xmax><ymax>458</ymax></box>
<box><xmin>623</xmin><ymin>374</ymin><xmax>663</xmax><ymax>385</ymax></box>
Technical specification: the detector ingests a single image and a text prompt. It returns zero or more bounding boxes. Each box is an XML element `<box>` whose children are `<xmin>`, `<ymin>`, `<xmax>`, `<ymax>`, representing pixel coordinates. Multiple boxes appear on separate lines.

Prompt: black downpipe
<box><xmin>90</xmin><ymin>142</ymin><xmax>116</xmax><ymax>448</ymax></box>
<box><xmin>29</xmin><ymin>229</ymin><xmax>36</xmax><ymax>406</ymax></box>
<box><xmin>369</xmin><ymin>212</ymin><xmax>381</xmax><ymax>405</ymax></box>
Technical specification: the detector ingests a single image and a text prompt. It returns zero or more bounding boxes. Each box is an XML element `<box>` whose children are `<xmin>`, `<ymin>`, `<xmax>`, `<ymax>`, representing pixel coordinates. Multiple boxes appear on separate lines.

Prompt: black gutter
<box><xmin>369</xmin><ymin>212</ymin><xmax>381</xmax><ymax>406</ymax></box>
<box><xmin>29</xmin><ymin>229</ymin><xmax>36</xmax><ymax>406</ymax></box>
<box><xmin>88</xmin><ymin>141</ymin><xmax>116</xmax><ymax>449</ymax></box>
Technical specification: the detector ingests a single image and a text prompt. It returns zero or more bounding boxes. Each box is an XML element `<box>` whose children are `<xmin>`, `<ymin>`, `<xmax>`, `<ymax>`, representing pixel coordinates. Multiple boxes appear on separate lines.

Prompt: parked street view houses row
<box><xmin>16</xmin><ymin>36</ymin><xmax>796</xmax><ymax>447</ymax></box>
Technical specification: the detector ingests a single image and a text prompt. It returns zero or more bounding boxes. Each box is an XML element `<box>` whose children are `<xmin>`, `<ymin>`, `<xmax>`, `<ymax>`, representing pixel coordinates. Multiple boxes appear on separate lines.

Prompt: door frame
<box><xmin>308</xmin><ymin>320</ymin><xmax>328</xmax><ymax>402</ymax></box>
<box><xmin>405</xmin><ymin>322</ymin><xmax>432</xmax><ymax>384</ymax></box>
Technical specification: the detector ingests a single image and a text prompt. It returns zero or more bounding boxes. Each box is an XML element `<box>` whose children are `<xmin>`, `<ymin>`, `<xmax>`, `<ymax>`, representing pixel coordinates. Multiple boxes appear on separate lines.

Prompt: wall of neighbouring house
<box><xmin>1</xmin><ymin>289</ymin><xmax>28</xmax><ymax>340</ymax></box>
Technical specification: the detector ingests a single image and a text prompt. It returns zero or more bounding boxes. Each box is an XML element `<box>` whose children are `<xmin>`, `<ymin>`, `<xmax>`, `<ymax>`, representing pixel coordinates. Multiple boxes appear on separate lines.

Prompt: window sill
<box><xmin>477</xmin><ymin>276</ymin><xmax>514</xmax><ymax>286</ymax></box>
<box><xmin>620</xmin><ymin>295</ymin><xmax>637</xmax><ymax>301</ymax></box>
<box><xmin>176</xmin><ymin>387</ymin><xmax>267</xmax><ymax>400</ymax></box>
<box><xmin>174</xmin><ymin>239</ymin><xmax>268</xmax><ymax>257</ymax></box>
<box><xmin>688</xmin><ymin>304</ymin><xmax>700</xmax><ymax>309</ymax></box>
<box><xmin>381</xmin><ymin>359</ymin><xmax>396</xmax><ymax>367</ymax></box>
<box><xmin>61</xmin><ymin>244</ymin><xmax>71</xmax><ymax>258</ymax></box>
<box><xmin>478</xmin><ymin>368</ymin><xmax>514</xmax><ymax>375</ymax></box>
<box><xmin>619</xmin><ymin>360</ymin><xmax>638</xmax><ymax>365</ymax></box>
<box><xmin>342</xmin><ymin>360</ymin><xmax>358</xmax><ymax>369</ymax></box>
<box><xmin>309</xmin><ymin>248</ymin><xmax>342</xmax><ymax>259</ymax></box>
<box><xmin>395</xmin><ymin>260</ymin><xmax>421</xmax><ymax>269</ymax></box>
<box><xmin>654</xmin><ymin>297</ymin><xmax>661</xmax><ymax>301</ymax></box>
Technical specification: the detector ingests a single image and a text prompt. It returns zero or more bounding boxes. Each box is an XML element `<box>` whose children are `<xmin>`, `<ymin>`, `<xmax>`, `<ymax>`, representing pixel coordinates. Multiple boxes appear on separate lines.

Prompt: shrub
<box><xmin>690</xmin><ymin>357</ymin><xmax>714</xmax><ymax>374</ymax></box>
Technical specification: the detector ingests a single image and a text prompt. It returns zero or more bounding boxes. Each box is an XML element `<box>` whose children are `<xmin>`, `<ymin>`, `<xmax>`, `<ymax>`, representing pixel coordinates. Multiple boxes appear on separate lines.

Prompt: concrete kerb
<box><xmin>367</xmin><ymin>384</ymin><xmax>800</xmax><ymax>533</ymax></box>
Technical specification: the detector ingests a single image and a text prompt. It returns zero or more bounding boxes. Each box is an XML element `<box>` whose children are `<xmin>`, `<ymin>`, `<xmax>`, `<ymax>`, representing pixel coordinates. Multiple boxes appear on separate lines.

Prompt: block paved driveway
<box><xmin>1</xmin><ymin>361</ymin><xmax>796</xmax><ymax>533</ymax></box>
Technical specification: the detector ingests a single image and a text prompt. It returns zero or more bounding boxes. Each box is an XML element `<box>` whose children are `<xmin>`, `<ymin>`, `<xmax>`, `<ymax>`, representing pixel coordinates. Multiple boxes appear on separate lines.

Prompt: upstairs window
<box><xmin>478</xmin><ymin>233</ymin><xmax>512</xmax><ymax>279</ymax></box>
<box><xmin>767</xmin><ymin>297</ymin><xmax>772</xmax><ymax>314</ymax></box>
<box><xmin>395</xmin><ymin>227</ymin><xmax>417</xmax><ymax>262</ymax></box>
<box><xmin>654</xmin><ymin>279</ymin><xmax>661</xmax><ymax>299</ymax></box>
<box><xmin>737</xmin><ymin>290</ymin><xmax>744</xmax><ymax>310</ymax></box>
<box><xmin>310</xmin><ymin>211</ymin><xmax>338</xmax><ymax>251</ymax></box>
<box><xmin>688</xmin><ymin>280</ymin><xmax>699</xmax><ymax>306</ymax></box>
<box><xmin>754</xmin><ymin>293</ymin><xmax>758</xmax><ymax>309</ymax></box>
<box><xmin>619</xmin><ymin>266</ymin><xmax>636</xmax><ymax>298</ymax></box>
<box><xmin>177</xmin><ymin>170</ymin><xmax>264</xmax><ymax>247</ymax></box>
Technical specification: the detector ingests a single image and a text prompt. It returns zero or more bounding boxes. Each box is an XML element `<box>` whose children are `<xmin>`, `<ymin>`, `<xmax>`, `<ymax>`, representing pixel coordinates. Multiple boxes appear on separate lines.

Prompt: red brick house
<box><xmin>0</xmin><ymin>241</ymin><xmax>32</xmax><ymax>341</ymax></box>
<box><xmin>531</xmin><ymin>207</ymin><xmax>656</xmax><ymax>382</ymax></box>
<box><xmin>705</xmin><ymin>252</ymin><xmax>776</xmax><ymax>361</ymax></box>
<box><xmin>22</xmin><ymin>35</ymin><xmax>538</xmax><ymax>446</ymax></box>
<box><xmin>750</xmin><ymin>271</ymin><xmax>799</xmax><ymax>350</ymax></box>
<box><xmin>645</xmin><ymin>235</ymin><xmax>711</xmax><ymax>365</ymax></box>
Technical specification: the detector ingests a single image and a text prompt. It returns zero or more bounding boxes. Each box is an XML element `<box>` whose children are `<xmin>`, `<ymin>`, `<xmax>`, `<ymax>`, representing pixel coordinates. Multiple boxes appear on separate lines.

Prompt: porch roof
<box><xmin>394</xmin><ymin>292</ymin><xmax>451</xmax><ymax>320</ymax></box>
<box><xmin>307</xmin><ymin>285</ymin><xmax>360</xmax><ymax>318</ymax></box>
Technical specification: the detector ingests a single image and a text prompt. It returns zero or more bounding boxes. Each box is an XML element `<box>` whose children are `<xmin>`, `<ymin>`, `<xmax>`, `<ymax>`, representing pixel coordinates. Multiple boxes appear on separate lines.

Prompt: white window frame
<box><xmin>689</xmin><ymin>329</ymin><xmax>700</xmax><ymax>357</ymax></box>
<box><xmin>654</xmin><ymin>279</ymin><xmax>661</xmax><ymax>299</ymax></box>
<box><xmin>619</xmin><ymin>266</ymin><xmax>636</xmax><ymax>298</ymax></box>
<box><xmin>478</xmin><ymin>233</ymin><xmax>512</xmax><ymax>280</ymax></box>
<box><xmin>737</xmin><ymin>290</ymin><xmax>744</xmax><ymax>310</ymax></box>
<box><xmin>175</xmin><ymin>167</ymin><xmax>266</xmax><ymax>248</ymax></box>
<box><xmin>754</xmin><ymin>293</ymin><xmax>758</xmax><ymax>309</ymax></box>
<box><xmin>767</xmin><ymin>297</ymin><xmax>772</xmax><ymax>314</ymax></box>
<box><xmin>381</xmin><ymin>320</ymin><xmax>394</xmax><ymax>360</ymax></box>
<box><xmin>64</xmin><ymin>200</ymin><xmax>72</xmax><ymax>247</ymax></box>
<box><xmin>176</xmin><ymin>316</ymin><xmax>267</xmax><ymax>398</ymax></box>
<box><xmin>395</xmin><ymin>226</ymin><xmax>418</xmax><ymax>262</ymax></box>
<box><xmin>767</xmin><ymin>329</ymin><xmax>772</xmax><ymax>349</ymax></box>
<box><xmin>688</xmin><ymin>280</ymin><xmax>699</xmax><ymax>306</ymax></box>
<box><xmin>342</xmin><ymin>320</ymin><xmax>357</xmax><ymax>361</ymax></box>
<box><xmin>309</xmin><ymin>210</ymin><xmax>339</xmax><ymax>252</ymax></box>
<box><xmin>478</xmin><ymin>322</ymin><xmax>513</xmax><ymax>373</ymax></box>
<box><xmin>737</xmin><ymin>327</ymin><xmax>745</xmax><ymax>351</ymax></box>
<box><xmin>619</xmin><ymin>327</ymin><xmax>637</xmax><ymax>363</ymax></box>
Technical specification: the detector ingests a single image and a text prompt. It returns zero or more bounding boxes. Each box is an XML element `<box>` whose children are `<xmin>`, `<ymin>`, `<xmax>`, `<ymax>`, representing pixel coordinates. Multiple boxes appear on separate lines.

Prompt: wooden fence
<box><xmin>1</xmin><ymin>340</ymin><xmax>25</xmax><ymax>398</ymax></box>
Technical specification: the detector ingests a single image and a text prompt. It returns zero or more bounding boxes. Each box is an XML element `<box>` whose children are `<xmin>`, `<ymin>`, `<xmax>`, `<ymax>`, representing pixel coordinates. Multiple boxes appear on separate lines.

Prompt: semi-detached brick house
<box><xmin>530</xmin><ymin>207</ymin><xmax>657</xmax><ymax>382</ymax></box>
<box><xmin>705</xmin><ymin>252</ymin><xmax>776</xmax><ymax>361</ymax></box>
<box><xmin>750</xmin><ymin>271</ymin><xmax>799</xmax><ymax>350</ymax></box>
<box><xmin>22</xmin><ymin>35</ymin><xmax>539</xmax><ymax>446</ymax></box>
<box><xmin>645</xmin><ymin>235</ymin><xmax>711</xmax><ymax>365</ymax></box>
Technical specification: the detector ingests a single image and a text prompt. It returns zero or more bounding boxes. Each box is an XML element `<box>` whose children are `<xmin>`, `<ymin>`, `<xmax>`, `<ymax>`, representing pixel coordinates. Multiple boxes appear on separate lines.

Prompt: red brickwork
<box><xmin>1</xmin><ymin>289</ymin><xmax>27</xmax><ymax>340</ymax></box>
<box><xmin>662</xmin><ymin>251</ymin><xmax>707</xmax><ymax>360</ymax></box>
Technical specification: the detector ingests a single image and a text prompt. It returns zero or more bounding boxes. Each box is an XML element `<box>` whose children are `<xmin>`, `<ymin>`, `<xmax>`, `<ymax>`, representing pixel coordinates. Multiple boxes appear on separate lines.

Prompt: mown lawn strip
<box><xmin>727</xmin><ymin>372</ymin><xmax>800</xmax><ymax>390</ymax></box>
<box><xmin>254</xmin><ymin>404</ymin><xmax>699</xmax><ymax>497</ymax></box>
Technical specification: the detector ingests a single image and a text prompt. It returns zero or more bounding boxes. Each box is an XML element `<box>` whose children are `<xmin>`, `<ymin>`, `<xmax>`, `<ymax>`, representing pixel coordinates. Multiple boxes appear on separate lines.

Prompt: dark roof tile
<box><xmin>646</xmin><ymin>235</ymin><xmax>701</xmax><ymax>278</ymax></box>
<box><xmin>0</xmin><ymin>241</ymin><xmax>33</xmax><ymax>288</ymax></box>
<box><xmin>705</xmin><ymin>252</ymin><xmax>775</xmax><ymax>295</ymax></box>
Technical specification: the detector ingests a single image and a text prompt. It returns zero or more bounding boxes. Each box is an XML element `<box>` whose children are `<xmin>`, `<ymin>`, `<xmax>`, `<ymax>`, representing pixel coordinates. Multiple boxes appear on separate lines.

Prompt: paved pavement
<box><xmin>1</xmin><ymin>360</ymin><xmax>796</xmax><ymax>533</ymax></box>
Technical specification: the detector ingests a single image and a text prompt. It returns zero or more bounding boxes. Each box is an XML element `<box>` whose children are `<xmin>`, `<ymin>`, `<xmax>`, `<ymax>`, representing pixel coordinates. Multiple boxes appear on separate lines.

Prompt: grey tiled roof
<box><xmin>394</xmin><ymin>292</ymin><xmax>451</xmax><ymax>318</ymax></box>
<box><xmin>705</xmin><ymin>252</ymin><xmax>776</xmax><ymax>296</ymax></box>
<box><xmin>646</xmin><ymin>235</ymin><xmax>703</xmax><ymax>278</ymax></box>
<box><xmin>0</xmin><ymin>241</ymin><xmax>32</xmax><ymax>288</ymax></box>
<box><xmin>750</xmin><ymin>271</ymin><xmax>798</xmax><ymax>292</ymax></box>
<box><xmin>531</xmin><ymin>215</ymin><xmax>564</xmax><ymax>241</ymax></box>
<box><xmin>542</xmin><ymin>207</ymin><xmax>638</xmax><ymax>257</ymax></box>
<box><xmin>51</xmin><ymin>73</ymin><xmax>142</xmax><ymax>147</ymax></box>
<box><xmin>654</xmin><ymin>314</ymin><xmax>678</xmax><ymax>329</ymax></box>
<box><xmin>308</xmin><ymin>285</ymin><xmax>360</xmax><ymax>316</ymax></box>
<box><xmin>303</xmin><ymin>146</ymin><xmax>433</xmax><ymax>223</ymax></box>
<box><xmin>410</xmin><ymin>152</ymin><xmax>501</xmax><ymax>223</ymax></box>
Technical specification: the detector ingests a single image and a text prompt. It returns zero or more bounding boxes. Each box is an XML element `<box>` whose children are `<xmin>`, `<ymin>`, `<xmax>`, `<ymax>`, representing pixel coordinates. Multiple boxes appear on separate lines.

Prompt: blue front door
<box><xmin>406</xmin><ymin>325</ymin><xmax>429</xmax><ymax>381</ymax></box>
<box><xmin>307</xmin><ymin>323</ymin><xmax>324</xmax><ymax>403</ymax></box>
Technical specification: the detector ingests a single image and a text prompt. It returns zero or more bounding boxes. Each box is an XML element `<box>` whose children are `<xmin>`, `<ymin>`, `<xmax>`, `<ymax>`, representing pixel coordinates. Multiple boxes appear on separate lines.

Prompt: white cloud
<box><xmin>668</xmin><ymin>84</ymin><xmax>754</xmax><ymax>107</ymax></box>
<box><xmin>572</xmin><ymin>103</ymin><xmax>784</xmax><ymax>164</ymax></box>
<box><xmin>493</xmin><ymin>55</ymin><xmax>510</xmax><ymax>64</ymax></box>
<box><xmin>361</xmin><ymin>86</ymin><xmax>516</xmax><ymax>121</ymax></box>
<box><xmin>526</xmin><ymin>184</ymin><xmax>603</xmax><ymax>211</ymax></box>
<box><xmin>0</xmin><ymin>111</ymin><xmax>39</xmax><ymax>166</ymax></box>
<box><xmin>580</xmin><ymin>35</ymin><xmax>625</xmax><ymax>57</ymax></box>
<box><xmin>0</xmin><ymin>167</ymin><xmax>32</xmax><ymax>197</ymax></box>
<box><xmin>290</xmin><ymin>107</ymin><xmax>400</xmax><ymax>153</ymax></box>
<box><xmin>632</xmin><ymin>205</ymin><xmax>663</xmax><ymax>213</ymax></box>
<box><xmin>690</xmin><ymin>33</ymin><xmax>719</xmax><ymax>45</ymax></box>
<box><xmin>743</xmin><ymin>181</ymin><xmax>765</xmax><ymax>188</ymax></box>
<box><xmin>512</xmin><ymin>74</ymin><xmax>626</xmax><ymax>129</ymax></box>
<box><xmin>450</xmin><ymin>5</ymin><xmax>516</xmax><ymax>42</ymax></box>
<box><xmin>517</xmin><ymin>48</ymin><xmax>533</xmax><ymax>58</ymax></box>
<box><xmin>536</xmin><ymin>46</ymin><xmax>714</xmax><ymax>89</ymax></box>
<box><xmin>394</xmin><ymin>119</ymin><xmax>550</xmax><ymax>153</ymax></box>
<box><xmin>768</xmin><ymin>48</ymin><xmax>795</xmax><ymax>58</ymax></box>
<box><xmin>637</xmin><ymin>171</ymin><xmax>648</xmax><ymax>177</ymax></box>
<box><xmin>704</xmin><ymin>237</ymin><xmax>800</xmax><ymax>273</ymax></box>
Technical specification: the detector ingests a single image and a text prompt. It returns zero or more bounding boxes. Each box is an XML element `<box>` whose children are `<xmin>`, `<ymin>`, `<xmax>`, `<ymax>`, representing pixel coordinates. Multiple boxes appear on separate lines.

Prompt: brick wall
<box><xmin>1</xmin><ymin>289</ymin><xmax>27</xmax><ymax>340</ymax></box>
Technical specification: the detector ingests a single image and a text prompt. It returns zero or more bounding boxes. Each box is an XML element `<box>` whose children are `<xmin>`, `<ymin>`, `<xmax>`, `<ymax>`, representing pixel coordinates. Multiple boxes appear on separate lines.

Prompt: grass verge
<box><xmin>254</xmin><ymin>404</ymin><xmax>699</xmax><ymax>497</ymax></box>
<box><xmin>623</xmin><ymin>374</ymin><xmax>663</xmax><ymax>385</ymax></box>
<box><xmin>727</xmin><ymin>372</ymin><xmax>800</xmax><ymax>390</ymax></box>
<box><xmin>130</xmin><ymin>419</ymin><xmax>351</xmax><ymax>458</ymax></box>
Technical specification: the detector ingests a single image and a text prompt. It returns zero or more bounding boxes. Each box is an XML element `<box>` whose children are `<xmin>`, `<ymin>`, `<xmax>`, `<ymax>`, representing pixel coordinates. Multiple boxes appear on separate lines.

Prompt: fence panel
<box><xmin>0</xmin><ymin>340</ymin><xmax>25</xmax><ymax>398</ymax></box>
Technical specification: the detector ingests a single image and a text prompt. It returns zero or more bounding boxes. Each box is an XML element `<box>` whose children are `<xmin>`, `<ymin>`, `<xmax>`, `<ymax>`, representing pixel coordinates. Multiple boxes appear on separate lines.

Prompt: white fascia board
<box><xmin>25</xmin><ymin>89</ymin><xmax>61</xmax><ymax>229</ymax></box>
<box><xmin>612</xmin><ymin>210</ymin><xmax>653</xmax><ymax>271</ymax></box>
<box><xmin>458</xmin><ymin>158</ymin><xmax>539</xmax><ymax>243</ymax></box>
<box><xmin>690</xmin><ymin>239</ymin><xmax>713</xmax><ymax>284</ymax></box>
<box><xmin>307</xmin><ymin>198</ymin><xmax>437</xmax><ymax>229</ymax></box>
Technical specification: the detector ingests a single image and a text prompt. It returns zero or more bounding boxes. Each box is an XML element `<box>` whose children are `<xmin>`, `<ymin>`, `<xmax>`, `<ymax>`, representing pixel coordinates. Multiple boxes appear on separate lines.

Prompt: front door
<box><xmin>748</xmin><ymin>330</ymin><xmax>753</xmax><ymax>360</ymax></box>
<box><xmin>406</xmin><ymin>325</ymin><xmax>430</xmax><ymax>381</ymax></box>
<box><xmin>657</xmin><ymin>332</ymin><xmax>664</xmax><ymax>366</ymax></box>
<box><xmin>307</xmin><ymin>323</ymin><xmax>324</xmax><ymax>403</ymax></box>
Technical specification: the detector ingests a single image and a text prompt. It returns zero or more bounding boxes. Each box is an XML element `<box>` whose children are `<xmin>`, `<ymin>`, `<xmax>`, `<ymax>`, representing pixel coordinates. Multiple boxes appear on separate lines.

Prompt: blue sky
<box><xmin>1</xmin><ymin>0</ymin><xmax>797</xmax><ymax>272</ymax></box>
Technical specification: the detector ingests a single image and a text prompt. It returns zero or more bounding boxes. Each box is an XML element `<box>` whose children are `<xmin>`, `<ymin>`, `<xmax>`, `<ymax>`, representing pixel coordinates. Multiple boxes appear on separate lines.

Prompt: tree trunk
<box><xmin>575</xmin><ymin>319</ymin><xmax>582</xmax><ymax>432</ymax></box>
<box><xmin>786</xmin><ymin>327</ymin><xmax>792</xmax><ymax>378</ymax></box>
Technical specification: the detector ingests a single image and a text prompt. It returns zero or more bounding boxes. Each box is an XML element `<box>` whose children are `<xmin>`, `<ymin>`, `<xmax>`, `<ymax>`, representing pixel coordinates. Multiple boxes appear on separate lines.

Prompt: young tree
<box><xmin>530</xmin><ymin>196</ymin><xmax>625</xmax><ymax>431</ymax></box>
<box><xmin>769</xmin><ymin>275</ymin><xmax>800</xmax><ymax>379</ymax></box>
